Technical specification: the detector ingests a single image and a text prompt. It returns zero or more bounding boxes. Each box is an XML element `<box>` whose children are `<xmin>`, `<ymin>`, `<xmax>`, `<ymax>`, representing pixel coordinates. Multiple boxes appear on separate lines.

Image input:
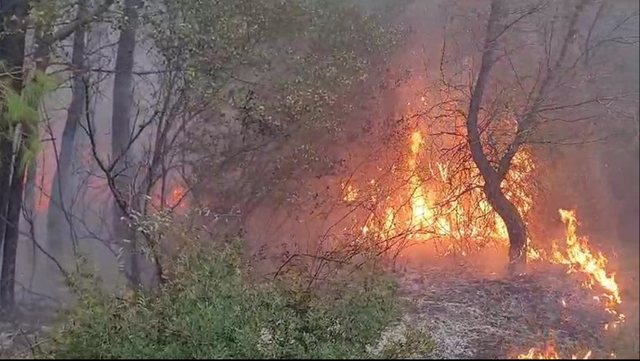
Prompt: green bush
<box><xmin>44</xmin><ymin>242</ymin><xmax>431</xmax><ymax>359</ymax></box>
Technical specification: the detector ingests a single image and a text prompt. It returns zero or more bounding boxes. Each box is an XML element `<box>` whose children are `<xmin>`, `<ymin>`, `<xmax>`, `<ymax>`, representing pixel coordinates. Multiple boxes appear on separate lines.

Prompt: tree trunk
<box><xmin>0</xmin><ymin>0</ymin><xmax>28</xmax><ymax>313</ymax></box>
<box><xmin>0</xmin><ymin>139</ymin><xmax>13</xmax><ymax>255</ymax></box>
<box><xmin>483</xmin><ymin>183</ymin><xmax>528</xmax><ymax>274</ymax></box>
<box><xmin>111</xmin><ymin>0</ymin><xmax>141</xmax><ymax>288</ymax></box>
<box><xmin>462</xmin><ymin>0</ymin><xmax>528</xmax><ymax>274</ymax></box>
<box><xmin>47</xmin><ymin>0</ymin><xmax>88</xmax><ymax>257</ymax></box>
<box><xmin>0</xmin><ymin>140</ymin><xmax>26</xmax><ymax>310</ymax></box>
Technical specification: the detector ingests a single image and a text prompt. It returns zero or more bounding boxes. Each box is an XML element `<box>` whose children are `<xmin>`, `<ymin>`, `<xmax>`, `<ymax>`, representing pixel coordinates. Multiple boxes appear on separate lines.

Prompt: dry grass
<box><xmin>394</xmin><ymin>262</ymin><xmax>631</xmax><ymax>359</ymax></box>
<box><xmin>606</xmin><ymin>253</ymin><xmax>640</xmax><ymax>359</ymax></box>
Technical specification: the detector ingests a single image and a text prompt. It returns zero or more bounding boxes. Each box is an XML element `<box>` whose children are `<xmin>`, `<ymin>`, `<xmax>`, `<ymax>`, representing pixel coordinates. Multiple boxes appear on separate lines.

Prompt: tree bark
<box><xmin>463</xmin><ymin>0</ymin><xmax>529</xmax><ymax>274</ymax></box>
<box><xmin>111</xmin><ymin>0</ymin><xmax>142</xmax><ymax>288</ymax></box>
<box><xmin>464</xmin><ymin>0</ymin><xmax>589</xmax><ymax>275</ymax></box>
<box><xmin>0</xmin><ymin>138</ymin><xmax>26</xmax><ymax>310</ymax></box>
<box><xmin>0</xmin><ymin>140</ymin><xmax>13</xmax><ymax>256</ymax></box>
<box><xmin>47</xmin><ymin>0</ymin><xmax>88</xmax><ymax>256</ymax></box>
<box><xmin>0</xmin><ymin>0</ymin><xmax>28</xmax><ymax>312</ymax></box>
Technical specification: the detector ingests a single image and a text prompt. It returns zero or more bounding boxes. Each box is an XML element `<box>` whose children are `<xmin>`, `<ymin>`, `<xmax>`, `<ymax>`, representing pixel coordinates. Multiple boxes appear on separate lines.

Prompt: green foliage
<box><xmin>0</xmin><ymin>70</ymin><xmax>57</xmax><ymax>169</ymax></box>
<box><xmin>151</xmin><ymin>0</ymin><xmax>405</xmax><ymax>210</ymax></box>
<box><xmin>28</xmin><ymin>0</ymin><xmax>74</xmax><ymax>30</ymax></box>
<box><xmin>44</xmin><ymin>240</ymin><xmax>431</xmax><ymax>359</ymax></box>
<box><xmin>150</xmin><ymin>0</ymin><xmax>402</xmax><ymax>131</ymax></box>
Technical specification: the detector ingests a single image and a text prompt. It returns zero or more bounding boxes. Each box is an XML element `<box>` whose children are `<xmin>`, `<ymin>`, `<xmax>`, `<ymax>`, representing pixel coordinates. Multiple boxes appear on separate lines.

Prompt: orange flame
<box><xmin>549</xmin><ymin>209</ymin><xmax>621</xmax><ymax>308</ymax></box>
<box><xmin>148</xmin><ymin>181</ymin><xmax>189</xmax><ymax>213</ymax></box>
<box><xmin>516</xmin><ymin>341</ymin><xmax>592</xmax><ymax>359</ymax></box>
<box><xmin>517</xmin><ymin>343</ymin><xmax>560</xmax><ymax>359</ymax></box>
<box><xmin>167</xmin><ymin>183</ymin><xmax>187</xmax><ymax>209</ymax></box>
<box><xmin>344</xmin><ymin>128</ymin><xmax>536</xmax><ymax>255</ymax></box>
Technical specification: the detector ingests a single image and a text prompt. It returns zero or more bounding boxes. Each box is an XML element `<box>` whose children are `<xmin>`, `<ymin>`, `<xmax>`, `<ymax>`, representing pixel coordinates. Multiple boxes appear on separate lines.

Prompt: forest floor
<box><xmin>391</xmin><ymin>260</ymin><xmax>638</xmax><ymax>359</ymax></box>
<box><xmin>0</xmin><ymin>259</ymin><xmax>637</xmax><ymax>359</ymax></box>
<box><xmin>0</xmin><ymin>301</ymin><xmax>57</xmax><ymax>358</ymax></box>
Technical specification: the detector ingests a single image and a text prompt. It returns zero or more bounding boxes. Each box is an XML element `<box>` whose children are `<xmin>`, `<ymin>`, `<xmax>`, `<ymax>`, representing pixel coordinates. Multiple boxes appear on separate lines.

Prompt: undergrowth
<box><xmin>42</xmin><ymin>241</ymin><xmax>433</xmax><ymax>359</ymax></box>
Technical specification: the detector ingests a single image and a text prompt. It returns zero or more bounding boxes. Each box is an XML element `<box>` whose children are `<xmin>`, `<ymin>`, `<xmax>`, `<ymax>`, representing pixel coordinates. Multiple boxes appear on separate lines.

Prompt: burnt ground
<box><xmin>391</xmin><ymin>263</ymin><xmax>634</xmax><ymax>359</ymax></box>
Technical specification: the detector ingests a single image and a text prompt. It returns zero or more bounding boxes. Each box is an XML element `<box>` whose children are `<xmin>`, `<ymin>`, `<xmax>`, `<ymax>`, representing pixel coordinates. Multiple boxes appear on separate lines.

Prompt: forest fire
<box><xmin>547</xmin><ymin>209</ymin><xmax>625</xmax><ymax>328</ymax></box>
<box><xmin>342</xmin><ymin>127</ymin><xmax>626</xmax><ymax>359</ymax></box>
<box><xmin>516</xmin><ymin>342</ymin><xmax>592</xmax><ymax>359</ymax></box>
<box><xmin>516</xmin><ymin>342</ymin><xmax>561</xmax><ymax>359</ymax></box>
<box><xmin>146</xmin><ymin>181</ymin><xmax>189</xmax><ymax>214</ymax></box>
<box><xmin>342</xmin><ymin>127</ymin><xmax>623</xmax><ymax>302</ymax></box>
<box><xmin>342</xmin><ymin>128</ymin><xmax>621</xmax><ymax>291</ymax></box>
<box><xmin>550</xmin><ymin>209</ymin><xmax>621</xmax><ymax>307</ymax></box>
<box><xmin>342</xmin><ymin>128</ymin><xmax>536</xmax><ymax>255</ymax></box>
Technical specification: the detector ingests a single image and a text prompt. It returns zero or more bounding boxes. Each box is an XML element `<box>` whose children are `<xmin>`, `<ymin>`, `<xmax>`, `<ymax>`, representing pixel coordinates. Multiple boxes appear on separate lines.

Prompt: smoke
<box><xmin>10</xmin><ymin>1</ymin><xmax>638</xmax><ymax>319</ymax></box>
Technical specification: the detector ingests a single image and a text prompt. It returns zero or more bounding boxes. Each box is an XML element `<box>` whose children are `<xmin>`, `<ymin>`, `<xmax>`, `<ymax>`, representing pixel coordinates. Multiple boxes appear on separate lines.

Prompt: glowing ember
<box><xmin>167</xmin><ymin>183</ymin><xmax>187</xmax><ymax>209</ymax></box>
<box><xmin>342</xmin><ymin>182</ymin><xmax>358</xmax><ymax>203</ymax></box>
<box><xmin>148</xmin><ymin>181</ymin><xmax>189</xmax><ymax>213</ymax></box>
<box><xmin>516</xmin><ymin>342</ymin><xmax>592</xmax><ymax>359</ymax></box>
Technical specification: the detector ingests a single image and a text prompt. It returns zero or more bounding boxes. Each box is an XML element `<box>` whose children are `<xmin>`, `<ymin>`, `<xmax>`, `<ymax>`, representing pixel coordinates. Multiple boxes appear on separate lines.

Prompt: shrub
<box><xmin>44</xmin><ymin>241</ymin><xmax>431</xmax><ymax>359</ymax></box>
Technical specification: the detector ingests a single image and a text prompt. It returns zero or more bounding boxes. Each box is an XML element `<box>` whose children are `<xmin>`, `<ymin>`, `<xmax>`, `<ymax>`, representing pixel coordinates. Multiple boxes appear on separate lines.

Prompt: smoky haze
<box><xmin>4</xmin><ymin>0</ymin><xmax>637</xmax><ymax>348</ymax></box>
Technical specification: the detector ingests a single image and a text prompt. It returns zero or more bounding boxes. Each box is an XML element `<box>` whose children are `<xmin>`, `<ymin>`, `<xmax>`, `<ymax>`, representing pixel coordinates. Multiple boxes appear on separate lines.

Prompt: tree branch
<box><xmin>44</xmin><ymin>0</ymin><xmax>116</xmax><ymax>45</ymax></box>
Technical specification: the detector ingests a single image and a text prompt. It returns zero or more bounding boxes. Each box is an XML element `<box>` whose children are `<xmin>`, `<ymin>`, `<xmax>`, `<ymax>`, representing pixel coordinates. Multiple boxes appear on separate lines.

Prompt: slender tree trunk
<box><xmin>0</xmin><ymin>139</ymin><xmax>26</xmax><ymax>310</ymax></box>
<box><xmin>47</xmin><ymin>0</ymin><xmax>88</xmax><ymax>256</ymax></box>
<box><xmin>111</xmin><ymin>0</ymin><xmax>141</xmax><ymax>287</ymax></box>
<box><xmin>483</xmin><ymin>182</ymin><xmax>528</xmax><ymax>273</ymax></box>
<box><xmin>0</xmin><ymin>140</ymin><xmax>13</xmax><ymax>255</ymax></box>
<box><xmin>0</xmin><ymin>0</ymin><xmax>28</xmax><ymax>313</ymax></box>
<box><xmin>463</xmin><ymin>0</ymin><xmax>529</xmax><ymax>274</ymax></box>
<box><xmin>465</xmin><ymin>0</ymin><xmax>588</xmax><ymax>275</ymax></box>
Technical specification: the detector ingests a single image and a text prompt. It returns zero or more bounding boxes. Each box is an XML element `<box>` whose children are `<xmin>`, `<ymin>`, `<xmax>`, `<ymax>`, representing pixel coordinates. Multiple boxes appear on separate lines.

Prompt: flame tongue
<box><xmin>517</xmin><ymin>342</ymin><xmax>560</xmax><ymax>359</ymax></box>
<box><xmin>516</xmin><ymin>342</ymin><xmax>592</xmax><ymax>359</ymax></box>
<box><xmin>550</xmin><ymin>209</ymin><xmax>621</xmax><ymax>308</ymax></box>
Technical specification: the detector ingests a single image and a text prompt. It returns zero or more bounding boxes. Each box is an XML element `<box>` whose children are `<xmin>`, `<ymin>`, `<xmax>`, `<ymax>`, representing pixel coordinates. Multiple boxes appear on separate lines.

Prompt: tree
<box><xmin>437</xmin><ymin>0</ymin><xmax>638</xmax><ymax>273</ymax></box>
<box><xmin>0</xmin><ymin>0</ymin><xmax>30</xmax><ymax>312</ymax></box>
<box><xmin>110</xmin><ymin>0</ymin><xmax>143</xmax><ymax>287</ymax></box>
<box><xmin>67</xmin><ymin>0</ymin><xmax>404</xmax><ymax>288</ymax></box>
<box><xmin>0</xmin><ymin>0</ymin><xmax>115</xmax><ymax>312</ymax></box>
<box><xmin>46</xmin><ymin>0</ymin><xmax>88</xmax><ymax>257</ymax></box>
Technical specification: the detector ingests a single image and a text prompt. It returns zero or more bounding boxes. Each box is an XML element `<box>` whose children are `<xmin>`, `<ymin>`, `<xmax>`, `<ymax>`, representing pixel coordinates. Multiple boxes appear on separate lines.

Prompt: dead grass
<box><xmin>394</xmin><ymin>262</ymin><xmax>631</xmax><ymax>359</ymax></box>
<box><xmin>605</xmin><ymin>253</ymin><xmax>640</xmax><ymax>359</ymax></box>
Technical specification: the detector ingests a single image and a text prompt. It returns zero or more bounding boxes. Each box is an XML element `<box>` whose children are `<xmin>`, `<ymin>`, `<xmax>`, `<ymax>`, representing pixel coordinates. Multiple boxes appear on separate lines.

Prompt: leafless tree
<box><xmin>436</xmin><ymin>0</ymin><xmax>638</xmax><ymax>273</ymax></box>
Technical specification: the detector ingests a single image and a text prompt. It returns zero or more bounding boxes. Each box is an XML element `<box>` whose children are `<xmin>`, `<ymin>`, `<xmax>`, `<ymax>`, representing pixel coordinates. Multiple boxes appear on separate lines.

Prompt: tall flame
<box><xmin>408</xmin><ymin>131</ymin><xmax>435</xmax><ymax>231</ymax></box>
<box><xmin>550</xmin><ymin>209</ymin><xmax>622</xmax><ymax>308</ymax></box>
<box><xmin>346</xmin><ymin>128</ymin><xmax>536</xmax><ymax>254</ymax></box>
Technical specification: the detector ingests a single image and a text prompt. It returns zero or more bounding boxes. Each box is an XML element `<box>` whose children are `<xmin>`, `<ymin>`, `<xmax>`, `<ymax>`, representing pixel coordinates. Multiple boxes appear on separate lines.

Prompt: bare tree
<box><xmin>47</xmin><ymin>0</ymin><xmax>89</xmax><ymax>256</ymax></box>
<box><xmin>111</xmin><ymin>0</ymin><xmax>143</xmax><ymax>287</ymax></box>
<box><xmin>437</xmin><ymin>0</ymin><xmax>638</xmax><ymax>273</ymax></box>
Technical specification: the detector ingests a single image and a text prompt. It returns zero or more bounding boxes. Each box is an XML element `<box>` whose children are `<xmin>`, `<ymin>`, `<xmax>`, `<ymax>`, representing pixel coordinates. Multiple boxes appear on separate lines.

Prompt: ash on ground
<box><xmin>393</xmin><ymin>262</ymin><xmax>619</xmax><ymax>359</ymax></box>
